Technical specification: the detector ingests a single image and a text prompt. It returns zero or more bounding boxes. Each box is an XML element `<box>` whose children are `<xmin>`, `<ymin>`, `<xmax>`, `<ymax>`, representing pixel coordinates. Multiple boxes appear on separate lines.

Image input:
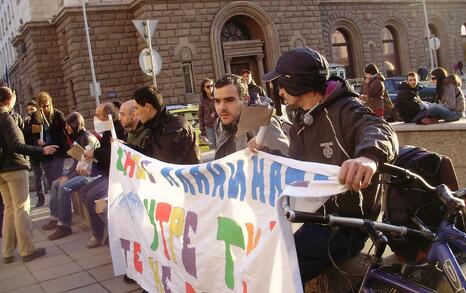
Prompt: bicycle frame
<box><xmin>360</xmin><ymin>220</ymin><xmax>466</xmax><ymax>293</ymax></box>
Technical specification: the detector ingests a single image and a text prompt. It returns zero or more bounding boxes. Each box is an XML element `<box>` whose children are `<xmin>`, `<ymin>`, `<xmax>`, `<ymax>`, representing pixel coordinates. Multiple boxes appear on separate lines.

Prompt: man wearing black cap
<box><xmin>241</xmin><ymin>69</ymin><xmax>266</xmax><ymax>105</ymax></box>
<box><xmin>252</xmin><ymin>47</ymin><xmax>398</xmax><ymax>285</ymax></box>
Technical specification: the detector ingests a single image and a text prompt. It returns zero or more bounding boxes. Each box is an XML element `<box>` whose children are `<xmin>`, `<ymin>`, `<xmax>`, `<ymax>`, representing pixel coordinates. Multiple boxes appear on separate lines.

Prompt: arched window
<box><xmin>331</xmin><ymin>28</ymin><xmax>355</xmax><ymax>78</ymax></box>
<box><xmin>381</xmin><ymin>26</ymin><xmax>400</xmax><ymax>77</ymax></box>
<box><xmin>221</xmin><ymin>21</ymin><xmax>250</xmax><ymax>43</ymax></box>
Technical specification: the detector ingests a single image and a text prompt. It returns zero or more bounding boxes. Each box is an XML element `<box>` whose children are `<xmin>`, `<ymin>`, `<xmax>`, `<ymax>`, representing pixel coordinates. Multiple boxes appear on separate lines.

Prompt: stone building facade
<box><xmin>6</xmin><ymin>0</ymin><xmax>466</xmax><ymax>119</ymax></box>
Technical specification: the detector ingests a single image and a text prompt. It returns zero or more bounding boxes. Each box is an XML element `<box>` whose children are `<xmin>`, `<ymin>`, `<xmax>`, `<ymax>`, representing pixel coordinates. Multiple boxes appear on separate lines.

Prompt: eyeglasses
<box><xmin>431</xmin><ymin>77</ymin><xmax>437</xmax><ymax>80</ymax></box>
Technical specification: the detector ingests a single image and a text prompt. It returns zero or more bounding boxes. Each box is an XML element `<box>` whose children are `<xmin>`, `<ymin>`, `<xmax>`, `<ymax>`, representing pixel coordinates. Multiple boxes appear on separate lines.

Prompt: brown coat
<box><xmin>198</xmin><ymin>97</ymin><xmax>217</xmax><ymax>136</ymax></box>
<box><xmin>362</xmin><ymin>73</ymin><xmax>385</xmax><ymax>114</ymax></box>
<box><xmin>139</xmin><ymin>107</ymin><xmax>200</xmax><ymax>165</ymax></box>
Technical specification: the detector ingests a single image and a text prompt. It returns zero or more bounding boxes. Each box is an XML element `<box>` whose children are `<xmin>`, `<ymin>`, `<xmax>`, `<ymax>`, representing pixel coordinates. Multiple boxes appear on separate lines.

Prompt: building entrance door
<box><xmin>230</xmin><ymin>56</ymin><xmax>259</xmax><ymax>82</ymax></box>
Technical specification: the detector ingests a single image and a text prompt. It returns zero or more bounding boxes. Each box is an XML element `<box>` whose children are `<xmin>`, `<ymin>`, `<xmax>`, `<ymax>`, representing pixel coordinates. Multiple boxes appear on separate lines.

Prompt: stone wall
<box><xmin>320</xmin><ymin>1</ymin><xmax>466</xmax><ymax>77</ymax></box>
<box><xmin>10</xmin><ymin>22</ymin><xmax>66</xmax><ymax>113</ymax></box>
<box><xmin>7</xmin><ymin>0</ymin><xmax>466</xmax><ymax>121</ymax></box>
<box><xmin>391</xmin><ymin>121</ymin><xmax>466</xmax><ymax>187</ymax></box>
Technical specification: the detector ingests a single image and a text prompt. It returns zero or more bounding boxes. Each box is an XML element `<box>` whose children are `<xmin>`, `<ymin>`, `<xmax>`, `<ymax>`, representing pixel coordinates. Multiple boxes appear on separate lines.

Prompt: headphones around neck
<box><xmin>302</xmin><ymin>103</ymin><xmax>322</xmax><ymax>126</ymax></box>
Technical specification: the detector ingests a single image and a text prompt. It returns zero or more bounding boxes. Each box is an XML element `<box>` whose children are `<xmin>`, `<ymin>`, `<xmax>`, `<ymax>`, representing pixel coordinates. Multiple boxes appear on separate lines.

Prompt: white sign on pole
<box><xmin>138</xmin><ymin>48</ymin><xmax>162</xmax><ymax>77</ymax></box>
<box><xmin>89</xmin><ymin>82</ymin><xmax>101</xmax><ymax>98</ymax></box>
<box><xmin>132</xmin><ymin>20</ymin><xmax>158</xmax><ymax>40</ymax></box>
<box><xmin>429</xmin><ymin>36</ymin><xmax>441</xmax><ymax>50</ymax></box>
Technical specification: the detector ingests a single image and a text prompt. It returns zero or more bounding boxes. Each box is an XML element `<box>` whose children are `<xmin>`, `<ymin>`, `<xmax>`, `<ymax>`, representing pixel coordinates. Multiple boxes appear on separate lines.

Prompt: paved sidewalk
<box><xmin>0</xmin><ymin>193</ymin><xmax>141</xmax><ymax>293</ymax></box>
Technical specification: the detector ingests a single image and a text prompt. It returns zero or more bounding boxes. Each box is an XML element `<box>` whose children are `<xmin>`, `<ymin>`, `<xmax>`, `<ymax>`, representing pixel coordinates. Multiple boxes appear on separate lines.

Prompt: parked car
<box><xmin>384</xmin><ymin>77</ymin><xmax>437</xmax><ymax>103</ymax></box>
<box><xmin>383</xmin><ymin>77</ymin><xmax>437</xmax><ymax>121</ymax></box>
<box><xmin>166</xmin><ymin>104</ymin><xmax>211</xmax><ymax>154</ymax></box>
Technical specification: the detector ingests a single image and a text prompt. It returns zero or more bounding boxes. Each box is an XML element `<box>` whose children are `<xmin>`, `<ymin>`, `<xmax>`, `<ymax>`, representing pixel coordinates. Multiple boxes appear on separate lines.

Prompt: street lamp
<box><xmin>411</xmin><ymin>1</ymin><xmax>435</xmax><ymax>70</ymax></box>
<box><xmin>82</xmin><ymin>0</ymin><xmax>100</xmax><ymax>106</ymax></box>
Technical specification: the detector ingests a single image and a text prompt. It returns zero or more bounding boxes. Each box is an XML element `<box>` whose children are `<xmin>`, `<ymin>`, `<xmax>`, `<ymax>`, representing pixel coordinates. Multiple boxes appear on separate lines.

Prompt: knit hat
<box><xmin>364</xmin><ymin>63</ymin><xmax>379</xmax><ymax>75</ymax></box>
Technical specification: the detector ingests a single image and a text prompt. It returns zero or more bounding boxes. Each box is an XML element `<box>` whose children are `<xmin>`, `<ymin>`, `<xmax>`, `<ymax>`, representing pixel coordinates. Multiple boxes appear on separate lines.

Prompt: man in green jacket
<box><xmin>119</xmin><ymin>100</ymin><xmax>145</xmax><ymax>147</ymax></box>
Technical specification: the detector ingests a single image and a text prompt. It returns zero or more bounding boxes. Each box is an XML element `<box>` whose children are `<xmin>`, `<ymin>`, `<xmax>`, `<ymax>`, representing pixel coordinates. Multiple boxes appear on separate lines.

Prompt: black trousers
<box><xmin>80</xmin><ymin>176</ymin><xmax>108</xmax><ymax>239</ymax></box>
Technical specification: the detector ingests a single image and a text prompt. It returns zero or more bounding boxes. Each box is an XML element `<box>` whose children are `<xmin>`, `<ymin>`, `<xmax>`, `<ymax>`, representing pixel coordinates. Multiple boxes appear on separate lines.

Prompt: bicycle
<box><xmin>282</xmin><ymin>162</ymin><xmax>466</xmax><ymax>292</ymax></box>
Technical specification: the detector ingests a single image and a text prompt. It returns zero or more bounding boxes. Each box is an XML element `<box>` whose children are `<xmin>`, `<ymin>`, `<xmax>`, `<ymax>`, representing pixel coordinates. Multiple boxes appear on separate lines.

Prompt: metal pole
<box><xmin>144</xmin><ymin>20</ymin><xmax>158</xmax><ymax>89</ymax></box>
<box><xmin>82</xmin><ymin>0</ymin><xmax>100</xmax><ymax>105</ymax></box>
<box><xmin>422</xmin><ymin>0</ymin><xmax>435</xmax><ymax>70</ymax></box>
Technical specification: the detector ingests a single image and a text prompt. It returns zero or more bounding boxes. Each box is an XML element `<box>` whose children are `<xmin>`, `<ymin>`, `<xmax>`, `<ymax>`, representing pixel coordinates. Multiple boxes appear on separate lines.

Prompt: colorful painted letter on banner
<box><xmin>108</xmin><ymin>140</ymin><xmax>346</xmax><ymax>293</ymax></box>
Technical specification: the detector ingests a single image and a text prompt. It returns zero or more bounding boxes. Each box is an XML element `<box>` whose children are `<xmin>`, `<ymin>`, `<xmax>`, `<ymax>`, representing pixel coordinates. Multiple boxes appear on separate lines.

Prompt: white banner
<box><xmin>108</xmin><ymin>141</ymin><xmax>346</xmax><ymax>293</ymax></box>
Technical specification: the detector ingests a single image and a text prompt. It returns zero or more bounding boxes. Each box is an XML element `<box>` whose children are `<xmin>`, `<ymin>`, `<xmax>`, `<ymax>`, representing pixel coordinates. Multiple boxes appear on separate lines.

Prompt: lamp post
<box><xmin>421</xmin><ymin>0</ymin><xmax>435</xmax><ymax>69</ymax></box>
<box><xmin>82</xmin><ymin>0</ymin><xmax>100</xmax><ymax>106</ymax></box>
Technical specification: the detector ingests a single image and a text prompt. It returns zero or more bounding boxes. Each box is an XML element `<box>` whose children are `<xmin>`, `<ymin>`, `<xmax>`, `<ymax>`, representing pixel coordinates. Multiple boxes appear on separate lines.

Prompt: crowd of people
<box><xmin>0</xmin><ymin>48</ymin><xmax>465</xmax><ymax>290</ymax></box>
<box><xmin>360</xmin><ymin>63</ymin><xmax>464</xmax><ymax>125</ymax></box>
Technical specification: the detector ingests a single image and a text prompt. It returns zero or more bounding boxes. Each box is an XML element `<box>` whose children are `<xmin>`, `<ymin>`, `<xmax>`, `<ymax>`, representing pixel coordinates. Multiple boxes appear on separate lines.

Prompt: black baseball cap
<box><xmin>262</xmin><ymin>47</ymin><xmax>329</xmax><ymax>95</ymax></box>
<box><xmin>263</xmin><ymin>47</ymin><xmax>329</xmax><ymax>81</ymax></box>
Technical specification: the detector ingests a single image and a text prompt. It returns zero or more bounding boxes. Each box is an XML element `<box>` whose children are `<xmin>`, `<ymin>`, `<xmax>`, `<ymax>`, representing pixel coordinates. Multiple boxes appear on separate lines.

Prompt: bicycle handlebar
<box><xmin>286</xmin><ymin>210</ymin><xmax>435</xmax><ymax>241</ymax></box>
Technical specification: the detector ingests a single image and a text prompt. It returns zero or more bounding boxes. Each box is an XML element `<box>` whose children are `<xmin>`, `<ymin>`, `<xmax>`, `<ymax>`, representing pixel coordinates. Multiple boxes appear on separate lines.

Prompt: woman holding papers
<box><xmin>29</xmin><ymin>92</ymin><xmax>69</xmax><ymax>189</ymax></box>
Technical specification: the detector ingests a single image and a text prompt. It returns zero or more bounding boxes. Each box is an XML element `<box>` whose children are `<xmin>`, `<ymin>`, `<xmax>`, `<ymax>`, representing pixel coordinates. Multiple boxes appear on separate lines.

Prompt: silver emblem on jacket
<box><xmin>320</xmin><ymin>142</ymin><xmax>333</xmax><ymax>158</ymax></box>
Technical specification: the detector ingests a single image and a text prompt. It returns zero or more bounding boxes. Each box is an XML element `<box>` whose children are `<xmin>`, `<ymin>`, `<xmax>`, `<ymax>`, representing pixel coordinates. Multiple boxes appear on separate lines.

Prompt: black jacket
<box><xmin>394</xmin><ymin>82</ymin><xmax>423</xmax><ymax>123</ymax></box>
<box><xmin>0</xmin><ymin>107</ymin><xmax>44</xmax><ymax>173</ymax></box>
<box><xmin>28</xmin><ymin>109</ymin><xmax>69</xmax><ymax>157</ymax></box>
<box><xmin>139</xmin><ymin>107</ymin><xmax>200</xmax><ymax>164</ymax></box>
<box><xmin>247</xmin><ymin>81</ymin><xmax>266</xmax><ymax>104</ymax></box>
<box><xmin>92</xmin><ymin>120</ymin><xmax>126</xmax><ymax>176</ymax></box>
<box><xmin>289</xmin><ymin>77</ymin><xmax>398</xmax><ymax>219</ymax></box>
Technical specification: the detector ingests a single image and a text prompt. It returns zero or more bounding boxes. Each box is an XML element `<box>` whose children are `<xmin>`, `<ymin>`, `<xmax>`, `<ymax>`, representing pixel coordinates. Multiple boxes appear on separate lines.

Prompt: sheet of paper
<box><xmin>67</xmin><ymin>143</ymin><xmax>85</xmax><ymax>161</ymax></box>
<box><xmin>236</xmin><ymin>106</ymin><xmax>273</xmax><ymax>137</ymax></box>
<box><xmin>31</xmin><ymin>124</ymin><xmax>42</xmax><ymax>134</ymax></box>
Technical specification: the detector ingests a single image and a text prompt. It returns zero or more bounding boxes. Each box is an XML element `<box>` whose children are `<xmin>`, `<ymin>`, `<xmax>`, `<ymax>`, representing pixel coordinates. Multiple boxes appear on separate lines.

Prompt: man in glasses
<box><xmin>251</xmin><ymin>47</ymin><xmax>398</xmax><ymax>286</ymax></box>
<box><xmin>393</xmin><ymin>72</ymin><xmax>428</xmax><ymax>123</ymax></box>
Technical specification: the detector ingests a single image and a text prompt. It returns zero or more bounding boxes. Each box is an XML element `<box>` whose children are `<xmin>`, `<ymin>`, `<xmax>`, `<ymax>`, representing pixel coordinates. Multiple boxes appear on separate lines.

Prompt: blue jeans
<box><xmin>294</xmin><ymin>223</ymin><xmax>368</xmax><ymax>285</ymax></box>
<box><xmin>427</xmin><ymin>104</ymin><xmax>460</xmax><ymax>122</ymax></box>
<box><xmin>49</xmin><ymin>175</ymin><xmax>93</xmax><ymax>227</ymax></box>
<box><xmin>205</xmin><ymin>127</ymin><xmax>217</xmax><ymax>149</ymax></box>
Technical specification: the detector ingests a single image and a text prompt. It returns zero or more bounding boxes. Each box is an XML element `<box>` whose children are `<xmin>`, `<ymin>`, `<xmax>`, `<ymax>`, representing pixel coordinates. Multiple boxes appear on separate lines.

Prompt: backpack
<box><xmin>383</xmin><ymin>145</ymin><xmax>459</xmax><ymax>262</ymax></box>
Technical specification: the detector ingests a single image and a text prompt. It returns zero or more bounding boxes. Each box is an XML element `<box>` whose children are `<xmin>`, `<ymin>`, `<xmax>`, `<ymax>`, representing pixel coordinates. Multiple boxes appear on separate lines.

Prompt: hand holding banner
<box><xmin>108</xmin><ymin>141</ymin><xmax>346</xmax><ymax>292</ymax></box>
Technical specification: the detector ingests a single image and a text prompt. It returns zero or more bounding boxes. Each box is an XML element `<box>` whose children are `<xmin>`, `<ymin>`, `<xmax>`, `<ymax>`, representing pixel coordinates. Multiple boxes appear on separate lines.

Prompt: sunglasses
<box><xmin>205</xmin><ymin>85</ymin><xmax>213</xmax><ymax>89</ymax></box>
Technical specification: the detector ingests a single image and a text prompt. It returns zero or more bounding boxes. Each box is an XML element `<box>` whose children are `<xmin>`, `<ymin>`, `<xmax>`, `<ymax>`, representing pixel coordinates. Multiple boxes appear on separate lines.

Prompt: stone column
<box><xmin>225</xmin><ymin>57</ymin><xmax>232</xmax><ymax>74</ymax></box>
<box><xmin>256</xmin><ymin>54</ymin><xmax>266</xmax><ymax>89</ymax></box>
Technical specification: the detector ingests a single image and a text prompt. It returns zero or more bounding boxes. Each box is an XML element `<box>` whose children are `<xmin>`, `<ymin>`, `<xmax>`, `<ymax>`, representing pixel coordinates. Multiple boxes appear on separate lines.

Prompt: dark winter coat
<box><xmin>139</xmin><ymin>107</ymin><xmax>200</xmax><ymax>164</ymax></box>
<box><xmin>0</xmin><ymin>107</ymin><xmax>44</xmax><ymax>173</ymax></box>
<box><xmin>247</xmin><ymin>81</ymin><xmax>267</xmax><ymax>104</ymax></box>
<box><xmin>92</xmin><ymin>120</ymin><xmax>126</xmax><ymax>176</ymax></box>
<box><xmin>394</xmin><ymin>82</ymin><xmax>424</xmax><ymax>123</ymax></box>
<box><xmin>289</xmin><ymin>77</ymin><xmax>398</xmax><ymax>220</ymax></box>
<box><xmin>28</xmin><ymin>109</ymin><xmax>69</xmax><ymax>157</ymax></box>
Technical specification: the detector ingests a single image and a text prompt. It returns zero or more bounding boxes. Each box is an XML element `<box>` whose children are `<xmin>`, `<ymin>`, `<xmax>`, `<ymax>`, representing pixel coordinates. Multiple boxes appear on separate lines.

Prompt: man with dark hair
<box><xmin>241</xmin><ymin>69</ymin><xmax>266</xmax><ymax>105</ymax></box>
<box><xmin>0</xmin><ymin>87</ymin><xmax>58</xmax><ymax>263</ymax></box>
<box><xmin>41</xmin><ymin>112</ymin><xmax>100</xmax><ymax>240</ymax></box>
<box><xmin>132</xmin><ymin>86</ymin><xmax>200</xmax><ymax>164</ymax></box>
<box><xmin>251</xmin><ymin>47</ymin><xmax>398</xmax><ymax>285</ymax></box>
<box><xmin>394</xmin><ymin>72</ymin><xmax>427</xmax><ymax>123</ymax></box>
<box><xmin>214</xmin><ymin>74</ymin><xmax>289</xmax><ymax>159</ymax></box>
